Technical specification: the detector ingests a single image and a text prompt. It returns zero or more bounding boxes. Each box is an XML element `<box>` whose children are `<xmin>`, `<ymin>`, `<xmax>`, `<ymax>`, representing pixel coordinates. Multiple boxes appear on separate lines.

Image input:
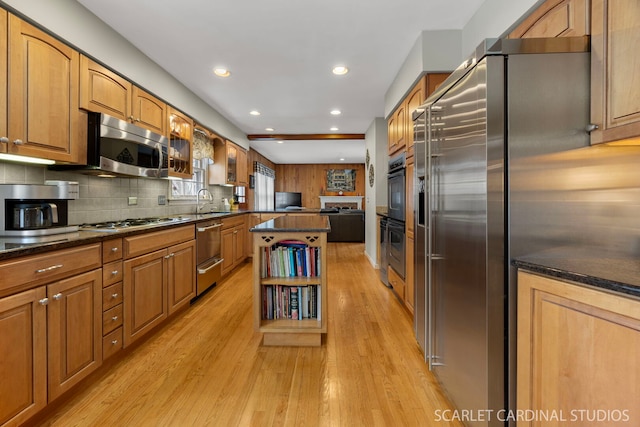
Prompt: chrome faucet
<box><xmin>196</xmin><ymin>188</ymin><xmax>214</xmax><ymax>214</ymax></box>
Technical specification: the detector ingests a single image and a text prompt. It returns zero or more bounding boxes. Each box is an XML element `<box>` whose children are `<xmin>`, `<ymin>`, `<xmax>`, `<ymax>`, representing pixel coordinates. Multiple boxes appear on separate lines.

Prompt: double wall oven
<box><xmin>387</xmin><ymin>154</ymin><xmax>406</xmax><ymax>279</ymax></box>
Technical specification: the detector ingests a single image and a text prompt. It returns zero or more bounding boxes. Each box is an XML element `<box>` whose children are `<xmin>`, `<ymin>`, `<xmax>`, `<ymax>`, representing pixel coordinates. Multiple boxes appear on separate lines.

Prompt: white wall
<box><xmin>2</xmin><ymin>0</ymin><xmax>250</xmax><ymax>149</ymax></box>
<box><xmin>384</xmin><ymin>0</ymin><xmax>542</xmax><ymax>115</ymax></box>
<box><xmin>364</xmin><ymin>117</ymin><xmax>387</xmax><ymax>267</ymax></box>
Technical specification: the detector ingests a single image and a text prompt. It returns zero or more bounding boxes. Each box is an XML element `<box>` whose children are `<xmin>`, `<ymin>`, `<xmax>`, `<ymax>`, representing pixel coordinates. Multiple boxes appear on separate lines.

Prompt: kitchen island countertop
<box><xmin>250</xmin><ymin>215</ymin><xmax>331</xmax><ymax>233</ymax></box>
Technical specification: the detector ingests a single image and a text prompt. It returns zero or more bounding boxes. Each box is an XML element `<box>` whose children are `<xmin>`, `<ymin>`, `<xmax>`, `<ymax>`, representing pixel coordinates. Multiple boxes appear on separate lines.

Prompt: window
<box><xmin>169</xmin><ymin>158</ymin><xmax>210</xmax><ymax>200</ymax></box>
<box><xmin>254</xmin><ymin>162</ymin><xmax>275</xmax><ymax>211</ymax></box>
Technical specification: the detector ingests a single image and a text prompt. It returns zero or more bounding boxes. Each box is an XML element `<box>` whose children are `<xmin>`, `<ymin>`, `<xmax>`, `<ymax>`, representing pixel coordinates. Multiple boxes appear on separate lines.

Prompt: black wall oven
<box><xmin>387</xmin><ymin>153</ymin><xmax>406</xmax><ymax>222</ymax></box>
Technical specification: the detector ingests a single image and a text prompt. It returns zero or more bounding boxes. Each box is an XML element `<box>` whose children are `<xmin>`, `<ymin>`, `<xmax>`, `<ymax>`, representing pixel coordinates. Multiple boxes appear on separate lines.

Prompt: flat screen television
<box><xmin>275</xmin><ymin>192</ymin><xmax>302</xmax><ymax>210</ymax></box>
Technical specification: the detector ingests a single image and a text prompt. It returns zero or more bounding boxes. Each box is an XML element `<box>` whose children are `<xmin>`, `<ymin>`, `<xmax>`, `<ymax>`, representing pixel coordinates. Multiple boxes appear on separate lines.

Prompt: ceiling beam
<box><xmin>247</xmin><ymin>133</ymin><xmax>365</xmax><ymax>141</ymax></box>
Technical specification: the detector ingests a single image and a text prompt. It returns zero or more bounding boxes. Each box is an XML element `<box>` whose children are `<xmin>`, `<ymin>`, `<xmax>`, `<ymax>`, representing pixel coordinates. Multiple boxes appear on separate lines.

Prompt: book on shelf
<box><xmin>260</xmin><ymin>241</ymin><xmax>321</xmax><ymax>279</ymax></box>
<box><xmin>261</xmin><ymin>284</ymin><xmax>320</xmax><ymax>321</ymax></box>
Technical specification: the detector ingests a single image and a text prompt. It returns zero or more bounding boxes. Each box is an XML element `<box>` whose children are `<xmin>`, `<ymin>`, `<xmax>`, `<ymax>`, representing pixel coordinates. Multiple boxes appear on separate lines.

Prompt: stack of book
<box><xmin>262</xmin><ymin>285</ymin><xmax>320</xmax><ymax>320</ymax></box>
<box><xmin>260</xmin><ymin>240</ymin><xmax>321</xmax><ymax>278</ymax></box>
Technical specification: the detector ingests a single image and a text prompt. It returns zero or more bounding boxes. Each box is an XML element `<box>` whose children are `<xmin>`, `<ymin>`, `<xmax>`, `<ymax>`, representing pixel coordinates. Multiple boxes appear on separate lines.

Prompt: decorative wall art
<box><xmin>368</xmin><ymin>164</ymin><xmax>375</xmax><ymax>187</ymax></box>
<box><xmin>326</xmin><ymin>169</ymin><xmax>356</xmax><ymax>192</ymax></box>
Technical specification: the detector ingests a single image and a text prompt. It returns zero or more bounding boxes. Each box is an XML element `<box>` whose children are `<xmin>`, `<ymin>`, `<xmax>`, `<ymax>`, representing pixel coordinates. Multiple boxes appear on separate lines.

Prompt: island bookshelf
<box><xmin>251</xmin><ymin>216</ymin><xmax>329</xmax><ymax>346</ymax></box>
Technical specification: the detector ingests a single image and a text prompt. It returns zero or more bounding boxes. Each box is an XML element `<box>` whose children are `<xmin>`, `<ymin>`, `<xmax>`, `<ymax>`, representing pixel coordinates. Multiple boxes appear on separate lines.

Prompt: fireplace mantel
<box><xmin>319</xmin><ymin>196</ymin><xmax>363</xmax><ymax>209</ymax></box>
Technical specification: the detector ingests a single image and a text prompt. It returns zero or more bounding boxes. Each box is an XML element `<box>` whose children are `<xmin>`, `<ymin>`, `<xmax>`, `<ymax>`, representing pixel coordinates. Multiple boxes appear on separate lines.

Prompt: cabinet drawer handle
<box><xmin>39</xmin><ymin>297</ymin><xmax>49</xmax><ymax>306</ymax></box>
<box><xmin>36</xmin><ymin>264</ymin><xmax>63</xmax><ymax>273</ymax></box>
<box><xmin>111</xmin><ymin>316</ymin><xmax>118</xmax><ymax>321</ymax></box>
<box><xmin>111</xmin><ymin>270</ymin><xmax>119</xmax><ymax>276</ymax></box>
<box><xmin>52</xmin><ymin>293</ymin><xmax>63</xmax><ymax>301</ymax></box>
<box><xmin>0</xmin><ymin>136</ymin><xmax>8</xmax><ymax>143</ymax></box>
<box><xmin>111</xmin><ymin>247</ymin><xmax>119</xmax><ymax>253</ymax></box>
<box><xmin>111</xmin><ymin>339</ymin><xmax>119</xmax><ymax>345</ymax></box>
<box><xmin>164</xmin><ymin>253</ymin><xmax>175</xmax><ymax>259</ymax></box>
<box><xmin>111</xmin><ymin>293</ymin><xmax>119</xmax><ymax>299</ymax></box>
<box><xmin>13</xmin><ymin>139</ymin><xmax>24</xmax><ymax>145</ymax></box>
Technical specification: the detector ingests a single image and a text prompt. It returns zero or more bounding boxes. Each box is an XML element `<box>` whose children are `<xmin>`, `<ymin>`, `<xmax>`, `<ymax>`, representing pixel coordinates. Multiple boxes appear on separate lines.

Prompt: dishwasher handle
<box><xmin>197</xmin><ymin>223</ymin><xmax>222</xmax><ymax>232</ymax></box>
<box><xmin>198</xmin><ymin>258</ymin><xmax>224</xmax><ymax>274</ymax></box>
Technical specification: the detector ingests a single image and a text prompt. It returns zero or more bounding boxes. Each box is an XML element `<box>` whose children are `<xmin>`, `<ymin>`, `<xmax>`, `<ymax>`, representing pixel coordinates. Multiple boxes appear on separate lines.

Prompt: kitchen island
<box><xmin>250</xmin><ymin>215</ymin><xmax>330</xmax><ymax>346</ymax></box>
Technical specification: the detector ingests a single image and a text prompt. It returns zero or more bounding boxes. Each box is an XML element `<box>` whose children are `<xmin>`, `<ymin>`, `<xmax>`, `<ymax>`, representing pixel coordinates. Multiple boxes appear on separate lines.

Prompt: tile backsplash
<box><xmin>0</xmin><ymin>163</ymin><xmax>233</xmax><ymax>225</ymax></box>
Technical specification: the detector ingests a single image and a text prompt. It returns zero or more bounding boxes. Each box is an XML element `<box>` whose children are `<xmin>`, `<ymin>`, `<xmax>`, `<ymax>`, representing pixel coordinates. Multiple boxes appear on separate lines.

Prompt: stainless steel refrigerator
<box><xmin>413</xmin><ymin>37</ymin><xmax>590</xmax><ymax>426</ymax></box>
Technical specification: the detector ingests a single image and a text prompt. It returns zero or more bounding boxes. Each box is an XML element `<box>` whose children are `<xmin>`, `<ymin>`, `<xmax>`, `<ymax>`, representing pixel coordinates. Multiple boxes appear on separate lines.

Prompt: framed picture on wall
<box><xmin>326</xmin><ymin>169</ymin><xmax>356</xmax><ymax>192</ymax></box>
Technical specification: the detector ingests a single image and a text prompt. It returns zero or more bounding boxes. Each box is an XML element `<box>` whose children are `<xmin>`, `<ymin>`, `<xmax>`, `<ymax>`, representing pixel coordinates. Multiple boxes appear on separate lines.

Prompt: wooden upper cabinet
<box><xmin>236</xmin><ymin>145</ymin><xmax>248</xmax><ymax>186</ymax></box>
<box><xmin>389</xmin><ymin>73</ymin><xmax>449</xmax><ymax>157</ymax></box>
<box><xmin>79</xmin><ymin>55</ymin><xmax>131</xmax><ymax>121</ymax></box>
<box><xmin>168</xmin><ymin>107</ymin><xmax>193</xmax><ymax>178</ymax></box>
<box><xmin>508</xmin><ymin>0</ymin><xmax>589</xmax><ymax>39</ymax></box>
<box><xmin>131</xmin><ymin>86</ymin><xmax>166</xmax><ymax>135</ymax></box>
<box><xmin>0</xmin><ymin>10</ymin><xmax>7</xmax><ymax>147</ymax></box>
<box><xmin>6</xmin><ymin>14</ymin><xmax>83</xmax><ymax>163</ymax></box>
<box><xmin>590</xmin><ymin>0</ymin><xmax>640</xmax><ymax>144</ymax></box>
<box><xmin>80</xmin><ymin>55</ymin><xmax>167</xmax><ymax>136</ymax></box>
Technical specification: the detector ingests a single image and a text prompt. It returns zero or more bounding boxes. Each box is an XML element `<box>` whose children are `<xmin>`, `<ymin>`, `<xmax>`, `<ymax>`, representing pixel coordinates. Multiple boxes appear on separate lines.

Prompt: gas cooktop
<box><xmin>80</xmin><ymin>216</ymin><xmax>189</xmax><ymax>232</ymax></box>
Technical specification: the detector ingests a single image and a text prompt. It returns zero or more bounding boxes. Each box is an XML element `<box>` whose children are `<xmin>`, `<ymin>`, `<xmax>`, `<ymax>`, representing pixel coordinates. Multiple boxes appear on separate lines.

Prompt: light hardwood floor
<box><xmin>37</xmin><ymin>243</ymin><xmax>462</xmax><ymax>427</ymax></box>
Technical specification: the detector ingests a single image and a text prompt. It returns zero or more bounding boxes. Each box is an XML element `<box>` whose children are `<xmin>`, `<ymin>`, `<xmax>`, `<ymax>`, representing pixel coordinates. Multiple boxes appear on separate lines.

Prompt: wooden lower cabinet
<box><xmin>123</xmin><ymin>237</ymin><xmax>195</xmax><ymax>347</ymax></box>
<box><xmin>167</xmin><ymin>240</ymin><xmax>196</xmax><ymax>315</ymax></box>
<box><xmin>517</xmin><ymin>271</ymin><xmax>640</xmax><ymax>424</ymax></box>
<box><xmin>0</xmin><ymin>268</ymin><xmax>102</xmax><ymax>426</ymax></box>
<box><xmin>0</xmin><ymin>287</ymin><xmax>46</xmax><ymax>427</ymax></box>
<box><xmin>46</xmin><ymin>269</ymin><xmax>102</xmax><ymax>401</ymax></box>
<box><xmin>221</xmin><ymin>216</ymin><xmax>246</xmax><ymax>276</ymax></box>
<box><xmin>388</xmin><ymin>265</ymin><xmax>405</xmax><ymax>303</ymax></box>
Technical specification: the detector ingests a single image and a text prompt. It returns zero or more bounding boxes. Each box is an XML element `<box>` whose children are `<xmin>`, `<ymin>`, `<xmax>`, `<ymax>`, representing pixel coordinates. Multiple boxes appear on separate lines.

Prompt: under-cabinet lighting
<box><xmin>0</xmin><ymin>153</ymin><xmax>55</xmax><ymax>165</ymax></box>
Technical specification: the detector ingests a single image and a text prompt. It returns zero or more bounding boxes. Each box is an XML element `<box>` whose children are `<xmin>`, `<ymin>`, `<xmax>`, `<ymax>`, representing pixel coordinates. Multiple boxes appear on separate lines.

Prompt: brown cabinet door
<box><xmin>0</xmin><ymin>287</ymin><xmax>47</xmax><ymax>426</ymax></box>
<box><xmin>167</xmin><ymin>240</ymin><xmax>196</xmax><ymax>315</ymax></box>
<box><xmin>46</xmin><ymin>269</ymin><xmax>102</xmax><ymax>401</ymax></box>
<box><xmin>236</xmin><ymin>146</ymin><xmax>248</xmax><ymax>186</ymax></box>
<box><xmin>7</xmin><ymin>14</ymin><xmax>81</xmax><ymax>162</ymax></box>
<box><xmin>233</xmin><ymin>225</ymin><xmax>245</xmax><ymax>265</ymax></box>
<box><xmin>508</xmin><ymin>0</ymin><xmax>589</xmax><ymax>39</ymax></box>
<box><xmin>221</xmin><ymin>227</ymin><xmax>235</xmax><ymax>276</ymax></box>
<box><xmin>79</xmin><ymin>54</ymin><xmax>132</xmax><ymax>121</ymax></box>
<box><xmin>0</xmin><ymin>10</ymin><xmax>7</xmax><ymax>150</ymax></box>
<box><xmin>124</xmin><ymin>249</ymin><xmax>168</xmax><ymax>347</ymax></box>
<box><xmin>591</xmin><ymin>0</ymin><xmax>640</xmax><ymax>144</ymax></box>
<box><xmin>132</xmin><ymin>86</ymin><xmax>167</xmax><ymax>135</ymax></box>
<box><xmin>517</xmin><ymin>271</ymin><xmax>640</xmax><ymax>421</ymax></box>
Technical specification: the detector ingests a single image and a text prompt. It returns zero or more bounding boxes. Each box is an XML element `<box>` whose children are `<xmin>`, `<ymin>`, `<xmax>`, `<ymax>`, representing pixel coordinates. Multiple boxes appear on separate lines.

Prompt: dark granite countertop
<box><xmin>0</xmin><ymin>211</ymin><xmax>250</xmax><ymax>261</ymax></box>
<box><xmin>250</xmin><ymin>215</ymin><xmax>331</xmax><ymax>233</ymax></box>
<box><xmin>513</xmin><ymin>247</ymin><xmax>640</xmax><ymax>299</ymax></box>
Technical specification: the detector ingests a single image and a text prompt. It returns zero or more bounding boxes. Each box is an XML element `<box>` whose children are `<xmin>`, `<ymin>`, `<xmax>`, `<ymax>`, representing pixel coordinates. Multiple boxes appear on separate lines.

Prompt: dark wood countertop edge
<box><xmin>513</xmin><ymin>259</ymin><xmax>640</xmax><ymax>299</ymax></box>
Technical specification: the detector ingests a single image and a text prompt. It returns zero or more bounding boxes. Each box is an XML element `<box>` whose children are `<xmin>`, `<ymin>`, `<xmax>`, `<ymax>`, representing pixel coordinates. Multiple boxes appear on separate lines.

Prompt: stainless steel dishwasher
<box><xmin>195</xmin><ymin>219</ymin><xmax>223</xmax><ymax>297</ymax></box>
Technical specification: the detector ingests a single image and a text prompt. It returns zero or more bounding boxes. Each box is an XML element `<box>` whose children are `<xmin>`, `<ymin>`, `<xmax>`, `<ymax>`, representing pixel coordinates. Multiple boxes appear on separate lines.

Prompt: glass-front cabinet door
<box><xmin>168</xmin><ymin>108</ymin><xmax>193</xmax><ymax>178</ymax></box>
<box><xmin>226</xmin><ymin>140</ymin><xmax>237</xmax><ymax>185</ymax></box>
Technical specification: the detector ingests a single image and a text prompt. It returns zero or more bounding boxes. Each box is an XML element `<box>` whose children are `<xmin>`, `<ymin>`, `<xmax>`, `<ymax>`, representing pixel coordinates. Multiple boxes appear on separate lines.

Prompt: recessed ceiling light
<box><xmin>276</xmin><ymin>140</ymin><xmax>284</xmax><ymax>144</ymax></box>
<box><xmin>332</xmin><ymin>66</ymin><xmax>349</xmax><ymax>75</ymax></box>
<box><xmin>213</xmin><ymin>68</ymin><xmax>231</xmax><ymax>77</ymax></box>
<box><xmin>265</xmin><ymin>127</ymin><xmax>274</xmax><ymax>132</ymax></box>
<box><xmin>339</xmin><ymin>158</ymin><xmax>345</xmax><ymax>161</ymax></box>
<box><xmin>330</xmin><ymin>109</ymin><xmax>341</xmax><ymax>116</ymax></box>
<box><xmin>330</xmin><ymin>127</ymin><xmax>339</xmax><ymax>131</ymax></box>
<box><xmin>250</xmin><ymin>110</ymin><xmax>261</xmax><ymax>116</ymax></box>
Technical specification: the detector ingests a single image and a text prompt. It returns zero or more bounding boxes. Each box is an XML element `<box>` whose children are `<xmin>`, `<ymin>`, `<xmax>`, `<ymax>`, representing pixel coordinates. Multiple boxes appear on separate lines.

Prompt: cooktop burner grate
<box><xmin>80</xmin><ymin>216</ymin><xmax>187</xmax><ymax>232</ymax></box>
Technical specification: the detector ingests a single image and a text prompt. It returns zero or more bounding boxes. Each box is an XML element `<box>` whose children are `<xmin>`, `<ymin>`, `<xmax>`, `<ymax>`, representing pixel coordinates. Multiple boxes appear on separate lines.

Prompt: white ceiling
<box><xmin>76</xmin><ymin>0</ymin><xmax>485</xmax><ymax>164</ymax></box>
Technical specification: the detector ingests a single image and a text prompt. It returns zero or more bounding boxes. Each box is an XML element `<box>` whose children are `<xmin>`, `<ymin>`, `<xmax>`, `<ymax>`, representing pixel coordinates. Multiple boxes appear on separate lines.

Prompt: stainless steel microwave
<box><xmin>51</xmin><ymin>112</ymin><xmax>169</xmax><ymax>178</ymax></box>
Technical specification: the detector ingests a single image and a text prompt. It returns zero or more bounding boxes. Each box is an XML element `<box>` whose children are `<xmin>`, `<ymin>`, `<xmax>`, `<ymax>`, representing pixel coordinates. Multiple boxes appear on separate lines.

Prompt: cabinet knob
<box><xmin>128</xmin><ymin>116</ymin><xmax>135</xmax><ymax>121</ymax></box>
<box><xmin>52</xmin><ymin>293</ymin><xmax>63</xmax><ymax>301</ymax></box>
<box><xmin>111</xmin><ymin>247</ymin><xmax>119</xmax><ymax>253</ymax></box>
<box><xmin>0</xmin><ymin>137</ymin><xmax>8</xmax><ymax>144</ymax></box>
<box><xmin>111</xmin><ymin>293</ymin><xmax>119</xmax><ymax>299</ymax></box>
<box><xmin>39</xmin><ymin>297</ymin><xmax>49</xmax><ymax>306</ymax></box>
<box><xmin>164</xmin><ymin>253</ymin><xmax>175</xmax><ymax>259</ymax></box>
<box><xmin>13</xmin><ymin>139</ymin><xmax>24</xmax><ymax>145</ymax></box>
<box><xmin>111</xmin><ymin>270</ymin><xmax>119</xmax><ymax>276</ymax></box>
<box><xmin>112</xmin><ymin>316</ymin><xmax>118</xmax><ymax>321</ymax></box>
<box><xmin>111</xmin><ymin>339</ymin><xmax>119</xmax><ymax>345</ymax></box>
